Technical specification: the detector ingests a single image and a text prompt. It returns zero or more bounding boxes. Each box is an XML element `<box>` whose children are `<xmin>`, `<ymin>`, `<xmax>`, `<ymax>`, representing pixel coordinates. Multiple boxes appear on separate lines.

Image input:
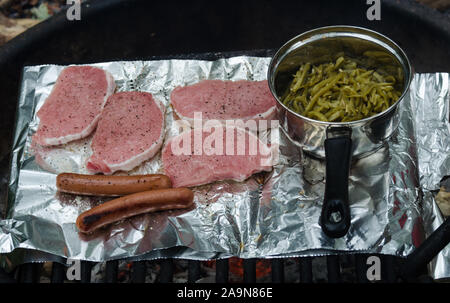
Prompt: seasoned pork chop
<box><xmin>87</xmin><ymin>91</ymin><xmax>165</xmax><ymax>174</ymax></box>
<box><xmin>33</xmin><ymin>66</ymin><xmax>116</xmax><ymax>146</ymax></box>
<box><xmin>162</xmin><ymin>125</ymin><xmax>273</xmax><ymax>187</ymax></box>
<box><xmin>170</xmin><ymin>80</ymin><xmax>277</xmax><ymax>123</ymax></box>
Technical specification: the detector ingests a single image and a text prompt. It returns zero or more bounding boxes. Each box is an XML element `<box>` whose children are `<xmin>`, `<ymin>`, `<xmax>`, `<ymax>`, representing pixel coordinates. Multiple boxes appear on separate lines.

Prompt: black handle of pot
<box><xmin>320</xmin><ymin>135</ymin><xmax>352</xmax><ymax>238</ymax></box>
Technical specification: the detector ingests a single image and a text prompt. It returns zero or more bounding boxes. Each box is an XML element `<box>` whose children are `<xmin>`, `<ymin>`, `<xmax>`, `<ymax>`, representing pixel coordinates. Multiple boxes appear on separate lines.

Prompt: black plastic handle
<box><xmin>320</xmin><ymin>134</ymin><xmax>352</xmax><ymax>238</ymax></box>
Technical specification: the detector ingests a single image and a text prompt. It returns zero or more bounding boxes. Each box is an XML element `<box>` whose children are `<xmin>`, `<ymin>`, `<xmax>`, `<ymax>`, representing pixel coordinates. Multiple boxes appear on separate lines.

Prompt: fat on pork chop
<box><xmin>170</xmin><ymin>80</ymin><xmax>277</xmax><ymax>123</ymax></box>
<box><xmin>33</xmin><ymin>66</ymin><xmax>116</xmax><ymax>146</ymax></box>
<box><xmin>87</xmin><ymin>91</ymin><xmax>165</xmax><ymax>174</ymax></box>
<box><xmin>161</xmin><ymin>125</ymin><xmax>273</xmax><ymax>187</ymax></box>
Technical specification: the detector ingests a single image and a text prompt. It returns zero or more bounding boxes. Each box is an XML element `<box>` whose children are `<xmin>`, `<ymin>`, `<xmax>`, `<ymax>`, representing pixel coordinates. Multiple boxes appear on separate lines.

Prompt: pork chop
<box><xmin>170</xmin><ymin>79</ymin><xmax>277</xmax><ymax>123</ymax></box>
<box><xmin>33</xmin><ymin>66</ymin><xmax>116</xmax><ymax>146</ymax></box>
<box><xmin>161</xmin><ymin>125</ymin><xmax>273</xmax><ymax>187</ymax></box>
<box><xmin>86</xmin><ymin>91</ymin><xmax>165</xmax><ymax>174</ymax></box>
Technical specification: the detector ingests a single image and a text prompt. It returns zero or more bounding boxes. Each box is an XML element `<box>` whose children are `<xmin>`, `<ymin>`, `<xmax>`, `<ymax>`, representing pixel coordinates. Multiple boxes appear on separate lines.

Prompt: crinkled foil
<box><xmin>0</xmin><ymin>57</ymin><xmax>448</xmax><ymax>279</ymax></box>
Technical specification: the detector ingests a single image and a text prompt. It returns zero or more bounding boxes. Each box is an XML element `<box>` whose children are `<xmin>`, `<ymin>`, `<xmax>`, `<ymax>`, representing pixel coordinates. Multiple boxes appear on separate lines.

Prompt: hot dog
<box><xmin>76</xmin><ymin>187</ymin><xmax>194</xmax><ymax>233</ymax></box>
<box><xmin>57</xmin><ymin>173</ymin><xmax>172</xmax><ymax>196</ymax></box>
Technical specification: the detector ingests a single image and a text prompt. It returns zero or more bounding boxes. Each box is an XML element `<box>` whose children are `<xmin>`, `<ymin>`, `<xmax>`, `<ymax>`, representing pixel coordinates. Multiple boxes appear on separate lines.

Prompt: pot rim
<box><xmin>267</xmin><ymin>25</ymin><xmax>413</xmax><ymax>126</ymax></box>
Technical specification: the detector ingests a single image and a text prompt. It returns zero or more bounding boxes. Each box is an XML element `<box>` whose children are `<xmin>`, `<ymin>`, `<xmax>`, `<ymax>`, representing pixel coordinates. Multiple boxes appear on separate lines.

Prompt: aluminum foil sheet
<box><xmin>0</xmin><ymin>57</ymin><xmax>448</xmax><ymax>279</ymax></box>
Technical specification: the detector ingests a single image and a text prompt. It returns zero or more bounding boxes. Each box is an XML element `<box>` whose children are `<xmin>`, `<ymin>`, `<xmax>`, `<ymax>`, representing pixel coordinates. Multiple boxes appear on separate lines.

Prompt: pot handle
<box><xmin>320</xmin><ymin>129</ymin><xmax>352</xmax><ymax>238</ymax></box>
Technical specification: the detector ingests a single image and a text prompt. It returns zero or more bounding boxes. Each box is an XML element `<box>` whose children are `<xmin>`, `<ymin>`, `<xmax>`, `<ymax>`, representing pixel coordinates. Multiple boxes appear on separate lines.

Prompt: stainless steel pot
<box><xmin>268</xmin><ymin>26</ymin><xmax>413</xmax><ymax>238</ymax></box>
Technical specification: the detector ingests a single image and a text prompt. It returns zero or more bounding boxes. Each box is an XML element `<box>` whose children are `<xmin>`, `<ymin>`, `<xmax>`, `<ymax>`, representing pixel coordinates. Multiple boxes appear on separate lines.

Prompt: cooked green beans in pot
<box><xmin>281</xmin><ymin>57</ymin><xmax>402</xmax><ymax>122</ymax></box>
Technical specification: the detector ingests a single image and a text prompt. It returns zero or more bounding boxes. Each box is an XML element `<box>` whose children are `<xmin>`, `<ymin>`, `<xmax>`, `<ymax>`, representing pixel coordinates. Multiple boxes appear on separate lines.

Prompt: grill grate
<box><xmin>10</xmin><ymin>217</ymin><xmax>450</xmax><ymax>283</ymax></box>
<box><xmin>9</xmin><ymin>253</ymin><xmax>434</xmax><ymax>283</ymax></box>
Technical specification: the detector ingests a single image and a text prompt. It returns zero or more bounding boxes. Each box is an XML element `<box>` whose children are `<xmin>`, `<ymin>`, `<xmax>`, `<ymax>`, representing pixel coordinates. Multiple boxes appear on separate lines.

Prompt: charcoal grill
<box><xmin>1</xmin><ymin>222</ymin><xmax>446</xmax><ymax>284</ymax></box>
<box><xmin>0</xmin><ymin>0</ymin><xmax>449</xmax><ymax>283</ymax></box>
<box><xmin>0</xmin><ymin>215</ymin><xmax>445</xmax><ymax>283</ymax></box>
<box><xmin>0</xmin><ymin>256</ymin><xmax>422</xmax><ymax>283</ymax></box>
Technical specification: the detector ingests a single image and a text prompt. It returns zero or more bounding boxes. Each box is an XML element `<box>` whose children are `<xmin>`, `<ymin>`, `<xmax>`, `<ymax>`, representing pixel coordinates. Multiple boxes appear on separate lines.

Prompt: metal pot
<box><xmin>268</xmin><ymin>26</ymin><xmax>413</xmax><ymax>238</ymax></box>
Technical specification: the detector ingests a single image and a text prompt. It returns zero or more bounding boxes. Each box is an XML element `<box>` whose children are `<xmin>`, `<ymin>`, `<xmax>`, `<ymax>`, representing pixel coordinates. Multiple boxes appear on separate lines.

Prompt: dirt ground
<box><xmin>0</xmin><ymin>0</ymin><xmax>71</xmax><ymax>45</ymax></box>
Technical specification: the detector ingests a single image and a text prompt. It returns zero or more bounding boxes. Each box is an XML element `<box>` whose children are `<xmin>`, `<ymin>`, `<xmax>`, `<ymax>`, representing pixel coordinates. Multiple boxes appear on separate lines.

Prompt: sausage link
<box><xmin>57</xmin><ymin>173</ymin><xmax>172</xmax><ymax>196</ymax></box>
<box><xmin>76</xmin><ymin>187</ymin><xmax>194</xmax><ymax>233</ymax></box>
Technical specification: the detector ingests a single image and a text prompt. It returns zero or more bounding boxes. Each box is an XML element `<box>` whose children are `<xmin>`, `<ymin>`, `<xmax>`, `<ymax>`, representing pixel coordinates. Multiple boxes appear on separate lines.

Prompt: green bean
<box><xmin>327</xmin><ymin>110</ymin><xmax>342</xmax><ymax>122</ymax></box>
<box><xmin>334</xmin><ymin>56</ymin><xmax>345</xmax><ymax>69</ymax></box>
<box><xmin>282</xmin><ymin>56</ymin><xmax>402</xmax><ymax>122</ymax></box>
<box><xmin>308</xmin><ymin>111</ymin><xmax>328</xmax><ymax>121</ymax></box>
<box><xmin>305</xmin><ymin>73</ymin><xmax>343</xmax><ymax>113</ymax></box>
<box><xmin>291</xmin><ymin>63</ymin><xmax>311</xmax><ymax>93</ymax></box>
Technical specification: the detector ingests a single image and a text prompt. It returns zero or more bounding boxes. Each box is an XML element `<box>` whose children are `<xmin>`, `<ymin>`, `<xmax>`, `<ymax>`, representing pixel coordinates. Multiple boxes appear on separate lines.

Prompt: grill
<box><xmin>2</xmin><ymin>216</ymin><xmax>448</xmax><ymax>283</ymax></box>
<box><xmin>0</xmin><ymin>0</ymin><xmax>449</xmax><ymax>284</ymax></box>
<box><xmin>1</xmin><ymin>254</ymin><xmax>436</xmax><ymax>283</ymax></box>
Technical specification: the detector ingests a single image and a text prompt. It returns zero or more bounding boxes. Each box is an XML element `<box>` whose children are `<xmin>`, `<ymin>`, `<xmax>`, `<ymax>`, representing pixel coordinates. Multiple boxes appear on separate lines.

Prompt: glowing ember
<box><xmin>204</xmin><ymin>258</ymin><xmax>272</xmax><ymax>279</ymax></box>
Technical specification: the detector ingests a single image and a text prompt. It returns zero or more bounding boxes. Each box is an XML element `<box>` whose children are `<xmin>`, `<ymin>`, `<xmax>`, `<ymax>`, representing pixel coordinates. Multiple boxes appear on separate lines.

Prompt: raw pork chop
<box><xmin>33</xmin><ymin>66</ymin><xmax>116</xmax><ymax>146</ymax></box>
<box><xmin>170</xmin><ymin>80</ymin><xmax>277</xmax><ymax>123</ymax></box>
<box><xmin>161</xmin><ymin>125</ymin><xmax>273</xmax><ymax>187</ymax></box>
<box><xmin>87</xmin><ymin>91</ymin><xmax>165</xmax><ymax>174</ymax></box>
